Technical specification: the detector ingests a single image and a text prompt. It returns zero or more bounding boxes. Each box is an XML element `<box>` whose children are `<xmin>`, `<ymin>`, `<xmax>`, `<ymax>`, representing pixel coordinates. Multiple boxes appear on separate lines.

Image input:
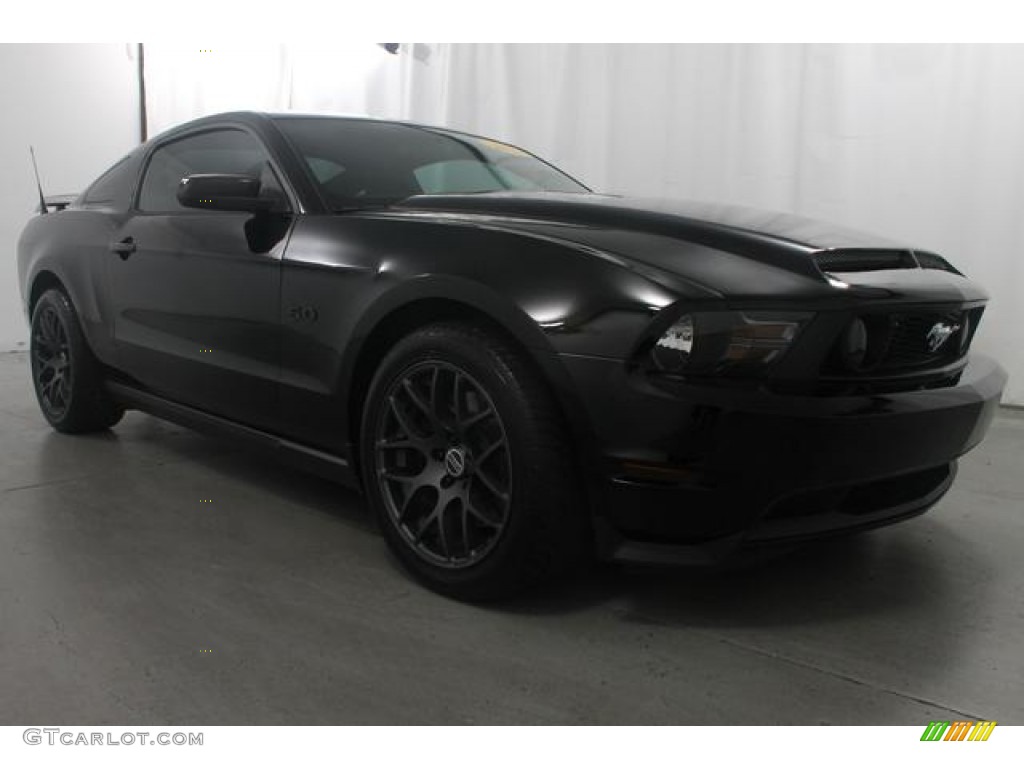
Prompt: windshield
<box><xmin>274</xmin><ymin>117</ymin><xmax>589</xmax><ymax>210</ymax></box>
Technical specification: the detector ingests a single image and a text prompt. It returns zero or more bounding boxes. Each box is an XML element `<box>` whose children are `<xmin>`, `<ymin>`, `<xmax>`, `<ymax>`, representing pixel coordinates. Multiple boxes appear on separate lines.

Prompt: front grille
<box><xmin>825</xmin><ymin>306</ymin><xmax>982</xmax><ymax>377</ymax></box>
<box><xmin>883</xmin><ymin>310</ymin><xmax>966</xmax><ymax>370</ymax></box>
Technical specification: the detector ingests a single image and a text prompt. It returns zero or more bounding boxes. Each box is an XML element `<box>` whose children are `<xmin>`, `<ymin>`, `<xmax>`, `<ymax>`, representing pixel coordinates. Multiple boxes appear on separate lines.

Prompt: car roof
<box><xmin>148</xmin><ymin>110</ymin><xmax>517</xmax><ymax>151</ymax></box>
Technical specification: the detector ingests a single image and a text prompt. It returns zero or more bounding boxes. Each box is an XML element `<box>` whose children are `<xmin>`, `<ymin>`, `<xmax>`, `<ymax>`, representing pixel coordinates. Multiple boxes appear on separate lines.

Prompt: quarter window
<box><xmin>82</xmin><ymin>156</ymin><xmax>134</xmax><ymax>208</ymax></box>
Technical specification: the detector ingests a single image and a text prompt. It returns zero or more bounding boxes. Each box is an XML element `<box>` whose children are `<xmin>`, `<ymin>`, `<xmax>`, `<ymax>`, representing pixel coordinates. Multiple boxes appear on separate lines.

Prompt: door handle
<box><xmin>111</xmin><ymin>237</ymin><xmax>137</xmax><ymax>258</ymax></box>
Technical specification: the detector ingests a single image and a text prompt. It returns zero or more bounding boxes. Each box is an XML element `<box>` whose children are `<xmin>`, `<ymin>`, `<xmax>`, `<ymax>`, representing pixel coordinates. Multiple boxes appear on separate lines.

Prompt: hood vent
<box><xmin>913</xmin><ymin>251</ymin><xmax>962</xmax><ymax>274</ymax></box>
<box><xmin>814</xmin><ymin>248</ymin><xmax>962</xmax><ymax>276</ymax></box>
<box><xmin>813</xmin><ymin>249</ymin><xmax>917</xmax><ymax>273</ymax></box>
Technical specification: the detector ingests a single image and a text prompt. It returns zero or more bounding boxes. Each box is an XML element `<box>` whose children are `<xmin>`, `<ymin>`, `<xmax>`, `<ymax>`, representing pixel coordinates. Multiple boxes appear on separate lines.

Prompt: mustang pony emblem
<box><xmin>926</xmin><ymin>321</ymin><xmax>960</xmax><ymax>353</ymax></box>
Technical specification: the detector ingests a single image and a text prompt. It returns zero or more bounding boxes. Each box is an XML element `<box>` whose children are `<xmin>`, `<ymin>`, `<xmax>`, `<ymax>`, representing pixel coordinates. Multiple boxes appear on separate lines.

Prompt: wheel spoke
<box><xmin>472</xmin><ymin>467</ymin><xmax>509</xmax><ymax>506</ymax></box>
<box><xmin>48</xmin><ymin>377</ymin><xmax>63</xmax><ymax>408</ymax></box>
<box><xmin>452</xmin><ymin>372</ymin><xmax>462</xmax><ymax>428</ymax></box>
<box><xmin>388</xmin><ymin>394</ymin><xmax>422</xmax><ymax>442</ymax></box>
<box><xmin>459</xmin><ymin>501</ymin><xmax>470</xmax><ymax>555</ymax></box>
<box><xmin>466</xmin><ymin>503</ymin><xmax>502</xmax><ymax>529</ymax></box>
<box><xmin>429</xmin><ymin>366</ymin><xmax>441</xmax><ymax>428</ymax></box>
<box><xmin>476</xmin><ymin>437</ymin><xmax>505</xmax><ymax>466</ymax></box>
<box><xmin>402</xmin><ymin>379</ymin><xmax>442</xmax><ymax>435</ymax></box>
<box><xmin>379</xmin><ymin>467</ymin><xmax>419</xmax><ymax>486</ymax></box>
<box><xmin>45</xmin><ymin>309</ymin><xmax>60</xmax><ymax>345</ymax></box>
<box><xmin>412</xmin><ymin>500</ymin><xmax>441</xmax><ymax>544</ymax></box>
<box><xmin>33</xmin><ymin>332</ymin><xmax>51</xmax><ymax>355</ymax></box>
<box><xmin>460</xmin><ymin>405</ymin><xmax>493</xmax><ymax>432</ymax></box>
<box><xmin>377</xmin><ymin>435</ymin><xmax>419</xmax><ymax>450</ymax></box>
<box><xmin>396</xmin><ymin>484</ymin><xmax>421</xmax><ymax>524</ymax></box>
<box><xmin>412</xmin><ymin>512</ymin><xmax>433</xmax><ymax>543</ymax></box>
<box><xmin>435</xmin><ymin>504</ymin><xmax>451</xmax><ymax>558</ymax></box>
<box><xmin>39</xmin><ymin>310</ymin><xmax>51</xmax><ymax>343</ymax></box>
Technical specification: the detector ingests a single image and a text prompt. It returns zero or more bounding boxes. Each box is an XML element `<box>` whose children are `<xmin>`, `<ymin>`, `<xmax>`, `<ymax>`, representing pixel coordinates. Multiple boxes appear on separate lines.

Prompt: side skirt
<box><xmin>105</xmin><ymin>381</ymin><xmax>360</xmax><ymax>489</ymax></box>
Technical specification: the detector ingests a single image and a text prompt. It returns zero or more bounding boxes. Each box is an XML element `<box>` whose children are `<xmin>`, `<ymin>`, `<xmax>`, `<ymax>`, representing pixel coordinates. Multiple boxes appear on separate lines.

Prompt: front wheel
<box><xmin>359</xmin><ymin>322</ymin><xmax>585</xmax><ymax>601</ymax></box>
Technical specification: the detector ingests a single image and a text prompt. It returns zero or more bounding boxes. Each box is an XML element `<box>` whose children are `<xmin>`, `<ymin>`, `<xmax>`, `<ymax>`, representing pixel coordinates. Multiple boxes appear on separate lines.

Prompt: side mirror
<box><xmin>177</xmin><ymin>174</ymin><xmax>274</xmax><ymax>212</ymax></box>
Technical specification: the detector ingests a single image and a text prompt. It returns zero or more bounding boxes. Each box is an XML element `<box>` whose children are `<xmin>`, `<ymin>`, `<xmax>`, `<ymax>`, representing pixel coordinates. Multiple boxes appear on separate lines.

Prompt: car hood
<box><xmin>394</xmin><ymin>192</ymin><xmax>984</xmax><ymax>304</ymax></box>
<box><xmin>397</xmin><ymin>191</ymin><xmax>906</xmax><ymax>254</ymax></box>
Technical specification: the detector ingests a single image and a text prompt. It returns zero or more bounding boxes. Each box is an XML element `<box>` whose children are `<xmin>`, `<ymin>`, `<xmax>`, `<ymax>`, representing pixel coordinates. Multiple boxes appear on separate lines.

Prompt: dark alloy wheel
<box><xmin>360</xmin><ymin>321</ymin><xmax>586</xmax><ymax>600</ymax></box>
<box><xmin>374</xmin><ymin>360</ymin><xmax>512</xmax><ymax>569</ymax></box>
<box><xmin>32</xmin><ymin>303</ymin><xmax>73</xmax><ymax>420</ymax></box>
<box><xmin>29</xmin><ymin>288</ymin><xmax>123</xmax><ymax>434</ymax></box>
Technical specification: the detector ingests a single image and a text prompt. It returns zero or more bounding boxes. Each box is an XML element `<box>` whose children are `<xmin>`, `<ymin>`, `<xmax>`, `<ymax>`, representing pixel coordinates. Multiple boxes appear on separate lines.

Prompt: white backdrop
<box><xmin>0</xmin><ymin>44</ymin><xmax>139</xmax><ymax>353</ymax></box>
<box><xmin>16</xmin><ymin>44</ymin><xmax>1024</xmax><ymax>404</ymax></box>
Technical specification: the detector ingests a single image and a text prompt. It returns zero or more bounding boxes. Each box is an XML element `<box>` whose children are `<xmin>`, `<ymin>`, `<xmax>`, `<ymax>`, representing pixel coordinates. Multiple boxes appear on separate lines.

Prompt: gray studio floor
<box><xmin>0</xmin><ymin>349</ymin><xmax>1021</xmax><ymax>725</ymax></box>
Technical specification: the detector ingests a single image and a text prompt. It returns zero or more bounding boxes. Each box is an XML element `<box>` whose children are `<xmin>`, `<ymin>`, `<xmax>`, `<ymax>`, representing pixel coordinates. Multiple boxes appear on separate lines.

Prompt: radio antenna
<box><xmin>29</xmin><ymin>146</ymin><xmax>48</xmax><ymax>215</ymax></box>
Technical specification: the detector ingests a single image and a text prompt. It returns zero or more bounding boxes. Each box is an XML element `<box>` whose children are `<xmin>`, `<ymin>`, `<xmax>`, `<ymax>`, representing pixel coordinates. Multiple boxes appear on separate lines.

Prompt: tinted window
<box><xmin>138</xmin><ymin>129</ymin><xmax>287</xmax><ymax>213</ymax></box>
<box><xmin>275</xmin><ymin>117</ymin><xmax>588</xmax><ymax>210</ymax></box>
<box><xmin>82</xmin><ymin>156</ymin><xmax>134</xmax><ymax>208</ymax></box>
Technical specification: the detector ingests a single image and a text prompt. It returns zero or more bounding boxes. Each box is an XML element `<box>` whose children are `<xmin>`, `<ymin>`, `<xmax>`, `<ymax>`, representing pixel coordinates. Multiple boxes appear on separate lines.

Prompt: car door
<box><xmin>108</xmin><ymin>127</ymin><xmax>293</xmax><ymax>432</ymax></box>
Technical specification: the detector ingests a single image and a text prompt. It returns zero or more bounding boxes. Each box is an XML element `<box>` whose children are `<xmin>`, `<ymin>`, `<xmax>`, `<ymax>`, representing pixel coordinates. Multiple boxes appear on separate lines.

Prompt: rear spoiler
<box><xmin>38</xmin><ymin>194</ymin><xmax>78</xmax><ymax>214</ymax></box>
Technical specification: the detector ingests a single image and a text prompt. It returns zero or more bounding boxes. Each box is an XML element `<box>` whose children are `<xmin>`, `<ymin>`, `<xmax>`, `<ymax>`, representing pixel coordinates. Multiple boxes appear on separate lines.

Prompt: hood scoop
<box><xmin>814</xmin><ymin>249</ymin><xmax>961</xmax><ymax>276</ymax></box>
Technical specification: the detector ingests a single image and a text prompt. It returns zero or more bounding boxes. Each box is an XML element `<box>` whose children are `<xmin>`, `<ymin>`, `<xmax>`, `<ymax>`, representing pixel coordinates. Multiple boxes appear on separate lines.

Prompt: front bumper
<box><xmin>558</xmin><ymin>352</ymin><xmax>1007</xmax><ymax>565</ymax></box>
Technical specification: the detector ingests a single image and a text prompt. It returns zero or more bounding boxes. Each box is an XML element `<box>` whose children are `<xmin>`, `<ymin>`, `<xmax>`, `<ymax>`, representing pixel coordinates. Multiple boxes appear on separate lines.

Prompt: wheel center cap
<box><xmin>444</xmin><ymin>446</ymin><xmax>468</xmax><ymax>478</ymax></box>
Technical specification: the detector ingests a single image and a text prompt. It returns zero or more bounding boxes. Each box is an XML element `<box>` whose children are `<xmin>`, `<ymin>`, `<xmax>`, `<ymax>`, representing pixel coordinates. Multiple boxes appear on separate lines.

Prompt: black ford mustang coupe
<box><xmin>18</xmin><ymin>112</ymin><xmax>1006</xmax><ymax>599</ymax></box>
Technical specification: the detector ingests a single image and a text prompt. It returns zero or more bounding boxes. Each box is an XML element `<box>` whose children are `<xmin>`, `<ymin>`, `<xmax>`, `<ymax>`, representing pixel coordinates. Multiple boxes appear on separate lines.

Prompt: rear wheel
<box><xmin>359</xmin><ymin>322</ymin><xmax>585</xmax><ymax>600</ymax></box>
<box><xmin>30</xmin><ymin>288</ymin><xmax>123</xmax><ymax>433</ymax></box>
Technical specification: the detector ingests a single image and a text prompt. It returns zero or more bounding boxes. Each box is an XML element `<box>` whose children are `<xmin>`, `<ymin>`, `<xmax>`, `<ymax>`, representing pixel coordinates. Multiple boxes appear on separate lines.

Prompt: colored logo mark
<box><xmin>920</xmin><ymin>721</ymin><xmax>996</xmax><ymax>742</ymax></box>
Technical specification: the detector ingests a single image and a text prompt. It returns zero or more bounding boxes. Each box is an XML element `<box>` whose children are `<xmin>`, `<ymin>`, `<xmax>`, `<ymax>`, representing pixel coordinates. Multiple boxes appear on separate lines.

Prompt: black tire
<box><xmin>359</xmin><ymin>322</ymin><xmax>586</xmax><ymax>601</ymax></box>
<box><xmin>30</xmin><ymin>287</ymin><xmax>124</xmax><ymax>434</ymax></box>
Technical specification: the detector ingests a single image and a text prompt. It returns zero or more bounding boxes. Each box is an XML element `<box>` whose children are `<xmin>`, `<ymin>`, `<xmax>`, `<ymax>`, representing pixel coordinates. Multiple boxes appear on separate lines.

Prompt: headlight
<box><xmin>651</xmin><ymin>315</ymin><xmax>695</xmax><ymax>371</ymax></box>
<box><xmin>648</xmin><ymin>310</ymin><xmax>811</xmax><ymax>377</ymax></box>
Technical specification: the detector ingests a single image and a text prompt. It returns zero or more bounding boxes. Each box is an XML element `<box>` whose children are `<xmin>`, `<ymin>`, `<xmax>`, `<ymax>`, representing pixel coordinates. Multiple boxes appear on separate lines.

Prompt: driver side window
<box><xmin>138</xmin><ymin>129</ymin><xmax>288</xmax><ymax>213</ymax></box>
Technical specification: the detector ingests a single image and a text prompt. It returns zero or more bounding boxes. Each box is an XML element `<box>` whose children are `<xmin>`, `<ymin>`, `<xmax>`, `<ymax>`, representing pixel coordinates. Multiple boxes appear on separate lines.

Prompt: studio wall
<box><xmin>0</xmin><ymin>44</ymin><xmax>139</xmax><ymax>351</ymax></box>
